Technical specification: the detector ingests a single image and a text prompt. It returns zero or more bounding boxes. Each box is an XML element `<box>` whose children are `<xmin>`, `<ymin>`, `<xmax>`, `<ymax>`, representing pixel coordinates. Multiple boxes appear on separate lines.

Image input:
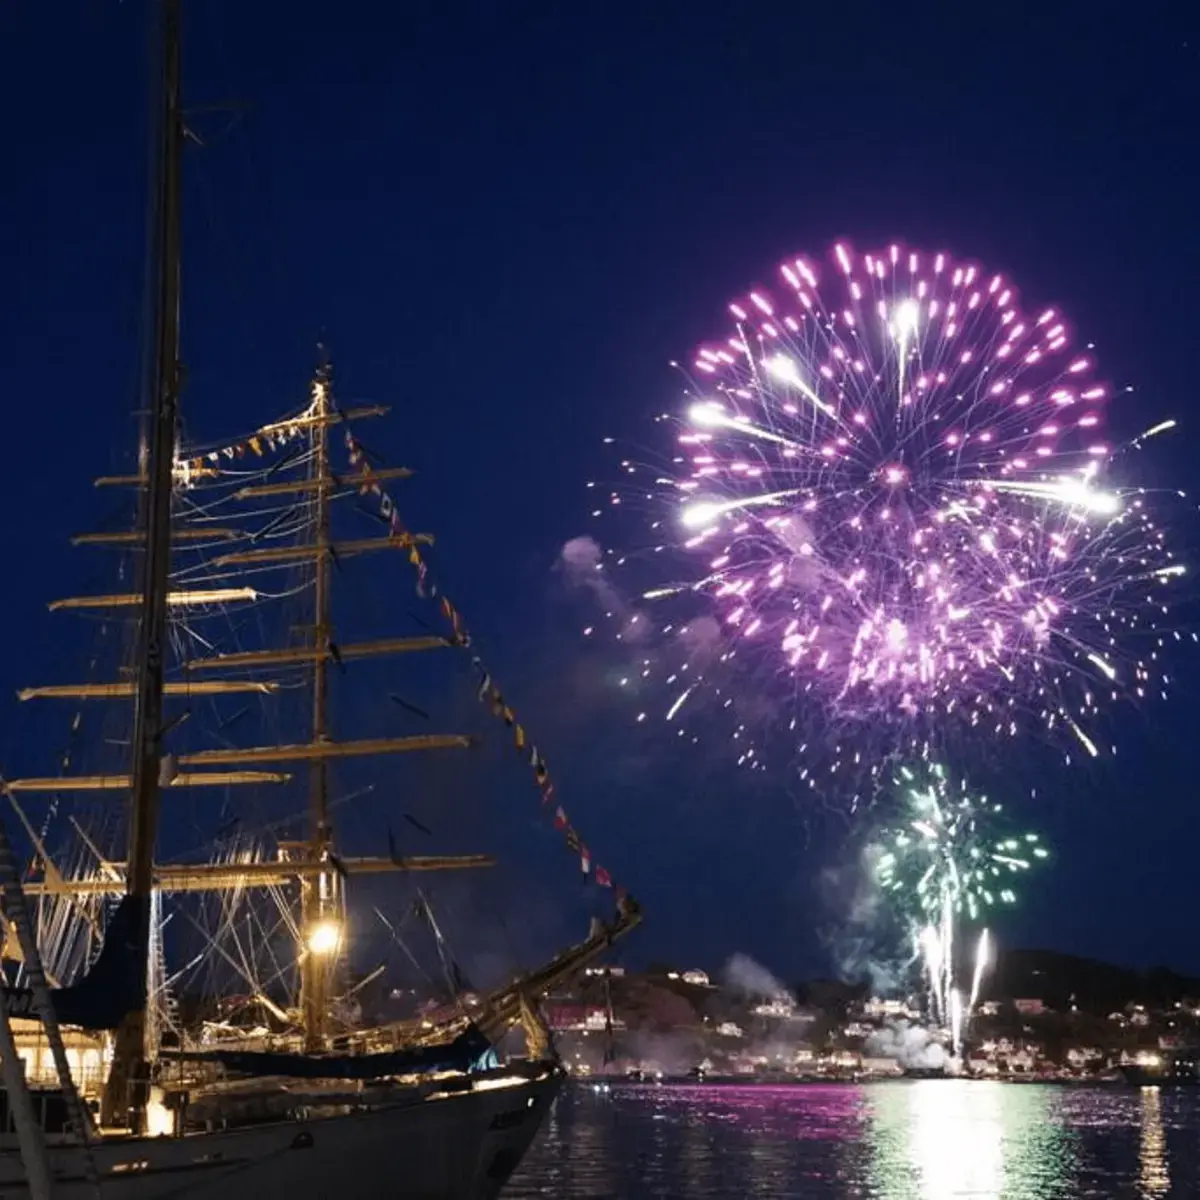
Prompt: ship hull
<box><xmin>0</xmin><ymin>1067</ymin><xmax>560</xmax><ymax>1199</ymax></box>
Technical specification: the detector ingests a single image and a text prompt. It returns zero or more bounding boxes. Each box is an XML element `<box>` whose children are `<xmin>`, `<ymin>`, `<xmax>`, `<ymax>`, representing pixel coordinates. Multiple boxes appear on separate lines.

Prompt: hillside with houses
<box><xmin>532</xmin><ymin>952</ymin><xmax>1200</xmax><ymax>1081</ymax></box>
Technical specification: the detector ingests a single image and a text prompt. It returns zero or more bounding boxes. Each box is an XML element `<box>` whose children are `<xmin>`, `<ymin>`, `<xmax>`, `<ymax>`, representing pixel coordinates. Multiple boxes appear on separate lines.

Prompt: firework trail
<box><xmin>967</xmin><ymin>928</ymin><xmax>992</xmax><ymax>1024</ymax></box>
<box><xmin>590</xmin><ymin>242</ymin><xmax>1186</xmax><ymax>780</ymax></box>
<box><xmin>875</xmin><ymin>762</ymin><xmax>1046</xmax><ymax>1053</ymax></box>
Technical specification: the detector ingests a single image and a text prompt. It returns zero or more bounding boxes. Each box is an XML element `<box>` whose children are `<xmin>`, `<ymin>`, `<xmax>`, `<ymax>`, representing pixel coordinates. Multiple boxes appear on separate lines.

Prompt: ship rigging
<box><xmin>0</xmin><ymin>3</ymin><xmax>638</xmax><ymax>1193</ymax></box>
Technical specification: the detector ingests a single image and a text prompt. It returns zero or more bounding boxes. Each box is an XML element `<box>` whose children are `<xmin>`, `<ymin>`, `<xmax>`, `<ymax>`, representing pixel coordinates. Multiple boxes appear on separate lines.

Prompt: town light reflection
<box><xmin>1139</xmin><ymin>1087</ymin><xmax>1169</xmax><ymax>1197</ymax></box>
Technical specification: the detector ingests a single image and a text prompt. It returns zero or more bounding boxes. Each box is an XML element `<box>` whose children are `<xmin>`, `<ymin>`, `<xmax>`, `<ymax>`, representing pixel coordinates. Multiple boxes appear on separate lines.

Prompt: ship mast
<box><xmin>301</xmin><ymin>353</ymin><xmax>335</xmax><ymax>1050</ymax></box>
<box><xmin>7</xmin><ymin>0</ymin><xmax>560</xmax><ymax>1085</ymax></box>
<box><xmin>102</xmin><ymin>0</ymin><xmax>184</xmax><ymax>1131</ymax></box>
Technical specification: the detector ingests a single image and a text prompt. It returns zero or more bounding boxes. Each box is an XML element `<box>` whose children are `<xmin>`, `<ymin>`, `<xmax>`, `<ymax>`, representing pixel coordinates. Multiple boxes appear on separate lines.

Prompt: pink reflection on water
<box><xmin>629</xmin><ymin>1083</ymin><xmax>871</xmax><ymax>1140</ymax></box>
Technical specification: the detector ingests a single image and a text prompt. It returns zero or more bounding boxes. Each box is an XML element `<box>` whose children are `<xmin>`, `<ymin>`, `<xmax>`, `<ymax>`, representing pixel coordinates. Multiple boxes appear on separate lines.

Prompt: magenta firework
<box><xmin>593</xmin><ymin>242</ymin><xmax>1184</xmax><ymax>767</ymax></box>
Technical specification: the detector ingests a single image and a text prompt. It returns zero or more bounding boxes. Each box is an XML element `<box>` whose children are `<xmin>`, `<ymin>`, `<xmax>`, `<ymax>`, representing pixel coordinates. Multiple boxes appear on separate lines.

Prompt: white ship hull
<box><xmin>0</xmin><ymin>1067</ymin><xmax>560</xmax><ymax>1199</ymax></box>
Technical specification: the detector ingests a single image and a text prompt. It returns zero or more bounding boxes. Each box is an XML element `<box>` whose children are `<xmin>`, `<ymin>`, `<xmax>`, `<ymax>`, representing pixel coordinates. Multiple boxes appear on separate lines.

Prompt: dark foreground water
<box><xmin>506</xmin><ymin>1081</ymin><xmax>1199</xmax><ymax>1198</ymax></box>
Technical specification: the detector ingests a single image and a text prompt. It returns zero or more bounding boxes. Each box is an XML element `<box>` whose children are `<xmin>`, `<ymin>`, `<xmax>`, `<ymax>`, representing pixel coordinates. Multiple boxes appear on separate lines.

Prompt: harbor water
<box><xmin>506</xmin><ymin>1080</ymin><xmax>1197</xmax><ymax>1198</ymax></box>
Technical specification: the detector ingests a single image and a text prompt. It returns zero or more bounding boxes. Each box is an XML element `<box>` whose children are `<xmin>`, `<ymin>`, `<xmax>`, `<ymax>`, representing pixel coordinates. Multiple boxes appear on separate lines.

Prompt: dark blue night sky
<box><xmin>3</xmin><ymin>3</ymin><xmax>1199</xmax><ymax>985</ymax></box>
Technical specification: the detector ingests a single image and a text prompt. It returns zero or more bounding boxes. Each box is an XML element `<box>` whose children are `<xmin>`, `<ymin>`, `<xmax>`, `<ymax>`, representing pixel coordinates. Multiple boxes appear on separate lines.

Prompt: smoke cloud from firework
<box><xmin>866</xmin><ymin>1021</ymin><xmax>947</xmax><ymax>1072</ymax></box>
<box><xmin>589</xmin><ymin>240</ymin><xmax>1185</xmax><ymax>785</ymax></box>
<box><xmin>558</xmin><ymin>535</ymin><xmax>647</xmax><ymax>643</ymax></box>
<box><xmin>722</xmin><ymin>952</ymin><xmax>792</xmax><ymax>1002</ymax></box>
<box><xmin>818</xmin><ymin>851</ymin><xmax>908</xmax><ymax>995</ymax></box>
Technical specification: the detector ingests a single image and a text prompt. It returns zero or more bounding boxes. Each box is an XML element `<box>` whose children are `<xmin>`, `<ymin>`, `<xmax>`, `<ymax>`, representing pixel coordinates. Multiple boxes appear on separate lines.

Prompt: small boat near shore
<box><xmin>1119</xmin><ymin>1050</ymin><xmax>1200</xmax><ymax>1087</ymax></box>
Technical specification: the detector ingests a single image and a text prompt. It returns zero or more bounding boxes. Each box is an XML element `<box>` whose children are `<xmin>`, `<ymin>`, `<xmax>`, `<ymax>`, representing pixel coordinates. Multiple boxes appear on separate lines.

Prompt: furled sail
<box><xmin>4</xmin><ymin>894</ymin><xmax>145</xmax><ymax>1030</ymax></box>
<box><xmin>170</xmin><ymin>1022</ymin><xmax>496</xmax><ymax>1080</ymax></box>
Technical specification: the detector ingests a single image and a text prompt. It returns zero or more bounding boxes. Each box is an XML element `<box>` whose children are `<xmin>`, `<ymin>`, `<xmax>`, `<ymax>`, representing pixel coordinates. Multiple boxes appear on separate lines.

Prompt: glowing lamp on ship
<box><xmin>306</xmin><ymin>918</ymin><xmax>342</xmax><ymax>957</ymax></box>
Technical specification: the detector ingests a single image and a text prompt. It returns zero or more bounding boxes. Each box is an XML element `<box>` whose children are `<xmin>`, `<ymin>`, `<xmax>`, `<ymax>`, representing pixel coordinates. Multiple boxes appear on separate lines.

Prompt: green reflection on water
<box><xmin>865</xmin><ymin>1082</ymin><xmax>1073</xmax><ymax>1199</ymax></box>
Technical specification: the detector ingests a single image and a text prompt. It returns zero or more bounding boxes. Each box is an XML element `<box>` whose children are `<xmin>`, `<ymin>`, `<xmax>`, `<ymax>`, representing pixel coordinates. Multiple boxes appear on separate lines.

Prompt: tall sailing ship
<box><xmin>0</xmin><ymin>3</ymin><xmax>638</xmax><ymax>1196</ymax></box>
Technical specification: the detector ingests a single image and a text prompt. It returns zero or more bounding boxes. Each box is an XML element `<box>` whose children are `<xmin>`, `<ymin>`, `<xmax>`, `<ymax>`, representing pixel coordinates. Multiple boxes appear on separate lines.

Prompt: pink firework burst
<box><xmin>596</xmin><ymin>242</ymin><xmax>1185</xmax><ymax>765</ymax></box>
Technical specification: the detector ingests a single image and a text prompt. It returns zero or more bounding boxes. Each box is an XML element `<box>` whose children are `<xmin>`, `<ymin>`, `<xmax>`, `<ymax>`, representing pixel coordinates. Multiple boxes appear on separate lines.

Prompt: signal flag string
<box><xmin>343</xmin><ymin>428</ymin><xmax>625</xmax><ymax>900</ymax></box>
